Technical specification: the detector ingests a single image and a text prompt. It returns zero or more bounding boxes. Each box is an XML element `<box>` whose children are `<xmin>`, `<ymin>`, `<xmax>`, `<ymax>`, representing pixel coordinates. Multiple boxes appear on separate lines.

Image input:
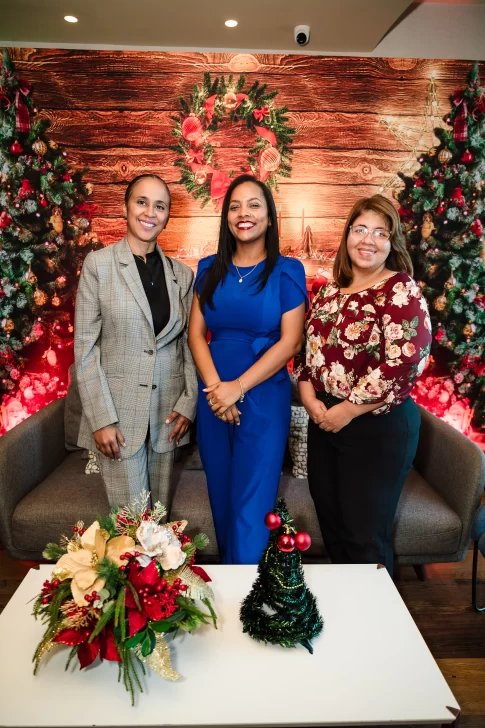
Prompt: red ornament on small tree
<box><xmin>277</xmin><ymin>534</ymin><xmax>295</xmax><ymax>553</ymax></box>
<box><xmin>461</xmin><ymin>150</ymin><xmax>473</xmax><ymax>164</ymax></box>
<box><xmin>451</xmin><ymin>187</ymin><xmax>465</xmax><ymax>207</ymax></box>
<box><xmin>10</xmin><ymin>140</ymin><xmax>23</xmax><ymax>155</ymax></box>
<box><xmin>0</xmin><ymin>211</ymin><xmax>13</xmax><ymax>228</ymax></box>
<box><xmin>19</xmin><ymin>179</ymin><xmax>34</xmax><ymax>199</ymax></box>
<box><xmin>264</xmin><ymin>511</ymin><xmax>282</xmax><ymax>531</ymax></box>
<box><xmin>294</xmin><ymin>531</ymin><xmax>312</xmax><ymax>551</ymax></box>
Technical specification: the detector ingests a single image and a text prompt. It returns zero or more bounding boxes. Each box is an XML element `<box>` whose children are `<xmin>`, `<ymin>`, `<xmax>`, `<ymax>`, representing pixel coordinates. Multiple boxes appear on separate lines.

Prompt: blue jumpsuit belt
<box><xmin>210</xmin><ymin>331</ymin><xmax>279</xmax><ymax>357</ymax></box>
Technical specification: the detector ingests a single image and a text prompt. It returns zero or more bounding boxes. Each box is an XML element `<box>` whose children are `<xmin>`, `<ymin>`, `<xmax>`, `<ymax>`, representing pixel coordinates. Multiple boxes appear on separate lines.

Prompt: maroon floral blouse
<box><xmin>294</xmin><ymin>272</ymin><xmax>432</xmax><ymax>415</ymax></box>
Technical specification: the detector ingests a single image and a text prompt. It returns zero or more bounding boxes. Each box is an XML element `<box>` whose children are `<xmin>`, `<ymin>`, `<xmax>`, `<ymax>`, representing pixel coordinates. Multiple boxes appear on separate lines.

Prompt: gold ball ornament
<box><xmin>33</xmin><ymin>289</ymin><xmax>48</xmax><ymax>306</ymax></box>
<box><xmin>421</xmin><ymin>213</ymin><xmax>436</xmax><ymax>240</ymax></box>
<box><xmin>438</xmin><ymin>147</ymin><xmax>452</xmax><ymax>164</ymax></box>
<box><xmin>444</xmin><ymin>275</ymin><xmax>457</xmax><ymax>289</ymax></box>
<box><xmin>24</xmin><ymin>267</ymin><xmax>37</xmax><ymax>284</ymax></box>
<box><xmin>463</xmin><ymin>323</ymin><xmax>476</xmax><ymax>337</ymax></box>
<box><xmin>433</xmin><ymin>294</ymin><xmax>447</xmax><ymax>311</ymax></box>
<box><xmin>32</xmin><ymin>139</ymin><xmax>47</xmax><ymax>156</ymax></box>
<box><xmin>49</xmin><ymin>207</ymin><xmax>64</xmax><ymax>234</ymax></box>
<box><xmin>2</xmin><ymin>318</ymin><xmax>15</xmax><ymax>332</ymax></box>
<box><xmin>52</xmin><ymin>294</ymin><xmax>61</xmax><ymax>307</ymax></box>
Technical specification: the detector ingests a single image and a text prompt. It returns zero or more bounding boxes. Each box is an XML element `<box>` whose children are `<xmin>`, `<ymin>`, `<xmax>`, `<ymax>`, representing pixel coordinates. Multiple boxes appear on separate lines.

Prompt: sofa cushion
<box><xmin>12</xmin><ymin>451</ymin><xmax>108</xmax><ymax>553</ymax></box>
<box><xmin>394</xmin><ymin>467</ymin><xmax>462</xmax><ymax>556</ymax></box>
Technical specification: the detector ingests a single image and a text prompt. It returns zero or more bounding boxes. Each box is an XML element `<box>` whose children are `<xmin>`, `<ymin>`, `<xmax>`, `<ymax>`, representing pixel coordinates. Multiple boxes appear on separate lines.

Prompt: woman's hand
<box><xmin>219</xmin><ymin>404</ymin><xmax>242</xmax><ymax>425</ymax></box>
<box><xmin>203</xmin><ymin>380</ymin><xmax>241</xmax><ymax>416</ymax></box>
<box><xmin>319</xmin><ymin>401</ymin><xmax>355</xmax><ymax>433</ymax></box>
<box><xmin>302</xmin><ymin>397</ymin><xmax>328</xmax><ymax>425</ymax></box>
<box><xmin>94</xmin><ymin>425</ymin><xmax>126</xmax><ymax>461</ymax></box>
<box><xmin>166</xmin><ymin>412</ymin><xmax>191</xmax><ymax>444</ymax></box>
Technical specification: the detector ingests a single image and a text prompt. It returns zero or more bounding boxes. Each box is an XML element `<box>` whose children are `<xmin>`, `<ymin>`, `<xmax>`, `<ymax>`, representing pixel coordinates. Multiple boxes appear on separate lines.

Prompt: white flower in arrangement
<box><xmin>136</xmin><ymin>521</ymin><xmax>186</xmax><ymax>570</ymax></box>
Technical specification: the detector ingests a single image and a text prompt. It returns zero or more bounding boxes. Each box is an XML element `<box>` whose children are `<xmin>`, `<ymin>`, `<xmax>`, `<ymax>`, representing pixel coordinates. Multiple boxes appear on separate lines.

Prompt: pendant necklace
<box><xmin>233</xmin><ymin>260</ymin><xmax>262</xmax><ymax>283</ymax></box>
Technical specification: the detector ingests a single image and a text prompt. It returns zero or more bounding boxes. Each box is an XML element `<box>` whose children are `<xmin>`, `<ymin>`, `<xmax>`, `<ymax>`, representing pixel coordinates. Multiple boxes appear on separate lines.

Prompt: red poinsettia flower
<box><xmin>125</xmin><ymin>560</ymin><xmax>179</xmax><ymax>636</ymax></box>
<box><xmin>53</xmin><ymin>625</ymin><xmax>121</xmax><ymax>669</ymax></box>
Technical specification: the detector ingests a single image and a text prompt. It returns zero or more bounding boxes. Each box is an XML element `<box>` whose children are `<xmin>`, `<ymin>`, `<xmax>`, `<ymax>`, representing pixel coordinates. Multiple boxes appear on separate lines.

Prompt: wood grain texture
<box><xmin>10</xmin><ymin>48</ymin><xmax>484</xmax><ymax>256</ymax></box>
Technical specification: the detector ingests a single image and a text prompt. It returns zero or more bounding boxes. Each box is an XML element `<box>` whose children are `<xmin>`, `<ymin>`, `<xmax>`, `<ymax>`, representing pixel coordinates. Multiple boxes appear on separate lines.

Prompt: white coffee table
<box><xmin>0</xmin><ymin>563</ymin><xmax>459</xmax><ymax>727</ymax></box>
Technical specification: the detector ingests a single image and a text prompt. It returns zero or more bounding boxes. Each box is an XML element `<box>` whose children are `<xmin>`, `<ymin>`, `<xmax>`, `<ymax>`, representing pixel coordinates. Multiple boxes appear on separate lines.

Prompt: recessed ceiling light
<box><xmin>64</xmin><ymin>15</ymin><xmax>78</xmax><ymax>23</ymax></box>
<box><xmin>225</xmin><ymin>19</ymin><xmax>238</xmax><ymax>28</ymax></box>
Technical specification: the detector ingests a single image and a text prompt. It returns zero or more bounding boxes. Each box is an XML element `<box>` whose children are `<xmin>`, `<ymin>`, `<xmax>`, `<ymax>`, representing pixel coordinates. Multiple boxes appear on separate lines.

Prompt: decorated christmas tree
<box><xmin>397</xmin><ymin>62</ymin><xmax>485</xmax><ymax>432</ymax></box>
<box><xmin>240</xmin><ymin>498</ymin><xmax>323</xmax><ymax>653</ymax></box>
<box><xmin>0</xmin><ymin>49</ymin><xmax>101</xmax><ymax>433</ymax></box>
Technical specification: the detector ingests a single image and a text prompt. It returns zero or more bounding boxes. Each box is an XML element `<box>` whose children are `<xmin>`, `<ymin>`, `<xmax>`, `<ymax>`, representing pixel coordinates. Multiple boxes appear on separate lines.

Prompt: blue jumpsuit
<box><xmin>195</xmin><ymin>255</ymin><xmax>308</xmax><ymax>564</ymax></box>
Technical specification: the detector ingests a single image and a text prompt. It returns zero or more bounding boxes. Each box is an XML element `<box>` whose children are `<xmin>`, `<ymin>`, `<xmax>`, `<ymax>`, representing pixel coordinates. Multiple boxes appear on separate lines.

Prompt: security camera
<box><xmin>294</xmin><ymin>25</ymin><xmax>310</xmax><ymax>46</ymax></box>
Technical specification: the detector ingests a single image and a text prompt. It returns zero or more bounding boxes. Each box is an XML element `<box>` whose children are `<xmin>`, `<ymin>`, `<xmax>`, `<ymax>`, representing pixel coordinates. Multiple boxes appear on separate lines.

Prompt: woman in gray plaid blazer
<box><xmin>74</xmin><ymin>174</ymin><xmax>197</xmax><ymax>508</ymax></box>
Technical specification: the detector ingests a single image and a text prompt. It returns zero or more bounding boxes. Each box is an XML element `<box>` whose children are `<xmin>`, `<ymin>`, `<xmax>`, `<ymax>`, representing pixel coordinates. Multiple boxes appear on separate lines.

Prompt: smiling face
<box><xmin>227</xmin><ymin>181</ymin><xmax>269</xmax><ymax>248</ymax></box>
<box><xmin>346</xmin><ymin>210</ymin><xmax>391</xmax><ymax>274</ymax></box>
<box><xmin>124</xmin><ymin>177</ymin><xmax>170</xmax><ymax>248</ymax></box>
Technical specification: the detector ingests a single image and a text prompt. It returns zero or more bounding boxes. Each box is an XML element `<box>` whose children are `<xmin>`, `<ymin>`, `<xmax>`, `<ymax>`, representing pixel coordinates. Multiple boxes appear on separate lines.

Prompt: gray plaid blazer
<box><xmin>74</xmin><ymin>237</ymin><xmax>197</xmax><ymax>457</ymax></box>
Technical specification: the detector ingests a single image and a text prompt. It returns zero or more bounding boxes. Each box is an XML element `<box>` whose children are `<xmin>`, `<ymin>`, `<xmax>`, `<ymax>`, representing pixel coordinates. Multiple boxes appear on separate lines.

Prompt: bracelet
<box><xmin>236</xmin><ymin>377</ymin><xmax>245</xmax><ymax>403</ymax></box>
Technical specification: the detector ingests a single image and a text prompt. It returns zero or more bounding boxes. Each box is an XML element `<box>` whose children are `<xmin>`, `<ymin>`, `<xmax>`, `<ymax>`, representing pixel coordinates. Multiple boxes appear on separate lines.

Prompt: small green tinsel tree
<box><xmin>397</xmin><ymin>62</ymin><xmax>485</xmax><ymax>430</ymax></box>
<box><xmin>0</xmin><ymin>49</ymin><xmax>101</xmax><ymax>431</ymax></box>
<box><xmin>240</xmin><ymin>498</ymin><xmax>323</xmax><ymax>654</ymax></box>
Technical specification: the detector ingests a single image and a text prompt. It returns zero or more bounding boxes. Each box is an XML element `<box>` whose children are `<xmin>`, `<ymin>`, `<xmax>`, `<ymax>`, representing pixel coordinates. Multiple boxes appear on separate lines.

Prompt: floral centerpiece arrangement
<box><xmin>32</xmin><ymin>497</ymin><xmax>217</xmax><ymax>703</ymax></box>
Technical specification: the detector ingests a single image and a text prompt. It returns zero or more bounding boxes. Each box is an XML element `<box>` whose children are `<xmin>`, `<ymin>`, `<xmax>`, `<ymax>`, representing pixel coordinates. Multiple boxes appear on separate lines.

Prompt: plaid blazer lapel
<box><xmin>117</xmin><ymin>237</ymin><xmax>153</xmax><ymax>330</ymax></box>
<box><xmin>156</xmin><ymin>249</ymin><xmax>182</xmax><ymax>341</ymax></box>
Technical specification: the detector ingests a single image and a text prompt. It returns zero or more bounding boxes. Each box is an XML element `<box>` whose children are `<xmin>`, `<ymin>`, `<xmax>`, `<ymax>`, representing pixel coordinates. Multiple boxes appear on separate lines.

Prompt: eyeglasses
<box><xmin>349</xmin><ymin>225</ymin><xmax>391</xmax><ymax>243</ymax></box>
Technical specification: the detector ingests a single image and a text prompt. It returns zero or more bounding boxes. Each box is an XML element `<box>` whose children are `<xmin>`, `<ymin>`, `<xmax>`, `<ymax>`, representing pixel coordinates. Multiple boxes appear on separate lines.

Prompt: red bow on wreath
<box><xmin>452</xmin><ymin>90</ymin><xmax>468</xmax><ymax>143</ymax></box>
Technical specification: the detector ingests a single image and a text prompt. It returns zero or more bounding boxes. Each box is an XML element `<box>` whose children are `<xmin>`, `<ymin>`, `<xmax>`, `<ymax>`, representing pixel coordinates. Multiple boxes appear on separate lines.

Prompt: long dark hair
<box><xmin>197</xmin><ymin>174</ymin><xmax>280</xmax><ymax>312</ymax></box>
<box><xmin>333</xmin><ymin>194</ymin><xmax>413</xmax><ymax>287</ymax></box>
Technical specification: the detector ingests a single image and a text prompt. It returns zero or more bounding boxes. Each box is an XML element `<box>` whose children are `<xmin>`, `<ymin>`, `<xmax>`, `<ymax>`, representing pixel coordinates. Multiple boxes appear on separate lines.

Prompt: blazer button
<box><xmin>144</xmin><ymin>349</ymin><xmax>154</xmax><ymax>355</ymax></box>
<box><xmin>152</xmin><ymin>384</ymin><xmax>157</xmax><ymax>390</ymax></box>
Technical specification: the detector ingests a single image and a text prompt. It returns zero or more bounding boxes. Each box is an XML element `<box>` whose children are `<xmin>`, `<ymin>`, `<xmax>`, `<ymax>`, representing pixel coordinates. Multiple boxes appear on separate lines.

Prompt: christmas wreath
<box><xmin>171</xmin><ymin>72</ymin><xmax>295</xmax><ymax>207</ymax></box>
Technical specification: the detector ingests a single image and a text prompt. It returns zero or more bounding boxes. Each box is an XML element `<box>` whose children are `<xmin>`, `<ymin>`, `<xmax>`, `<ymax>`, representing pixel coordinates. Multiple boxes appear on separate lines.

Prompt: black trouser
<box><xmin>307</xmin><ymin>394</ymin><xmax>420</xmax><ymax>575</ymax></box>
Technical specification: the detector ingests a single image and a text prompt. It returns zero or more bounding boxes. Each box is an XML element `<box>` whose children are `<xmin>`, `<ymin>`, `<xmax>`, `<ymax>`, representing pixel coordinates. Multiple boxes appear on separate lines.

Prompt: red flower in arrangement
<box><xmin>415</xmin><ymin>178</ymin><xmax>425</xmax><ymax>187</ymax></box>
<box><xmin>54</xmin><ymin>622</ymin><xmax>121</xmax><ymax>668</ymax></box>
<box><xmin>125</xmin><ymin>560</ymin><xmax>183</xmax><ymax>635</ymax></box>
<box><xmin>435</xmin><ymin>328</ymin><xmax>446</xmax><ymax>343</ymax></box>
<box><xmin>398</xmin><ymin>207</ymin><xmax>414</xmax><ymax>221</ymax></box>
<box><xmin>253</xmin><ymin>106</ymin><xmax>270</xmax><ymax>122</ymax></box>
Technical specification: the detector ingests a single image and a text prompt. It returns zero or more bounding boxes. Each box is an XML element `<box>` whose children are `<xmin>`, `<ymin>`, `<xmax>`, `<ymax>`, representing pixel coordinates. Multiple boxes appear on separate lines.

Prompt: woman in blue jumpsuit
<box><xmin>188</xmin><ymin>175</ymin><xmax>307</xmax><ymax>564</ymax></box>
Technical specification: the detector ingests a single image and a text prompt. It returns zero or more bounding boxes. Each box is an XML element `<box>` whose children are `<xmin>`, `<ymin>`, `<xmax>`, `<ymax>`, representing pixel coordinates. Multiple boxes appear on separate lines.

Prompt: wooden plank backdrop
<box><xmin>8</xmin><ymin>49</ymin><xmax>484</xmax><ymax>278</ymax></box>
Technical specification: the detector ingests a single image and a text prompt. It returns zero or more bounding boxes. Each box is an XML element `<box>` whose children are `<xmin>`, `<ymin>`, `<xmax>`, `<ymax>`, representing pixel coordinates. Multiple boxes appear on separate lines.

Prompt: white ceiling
<box><xmin>1</xmin><ymin>0</ymin><xmax>484</xmax><ymax>53</ymax></box>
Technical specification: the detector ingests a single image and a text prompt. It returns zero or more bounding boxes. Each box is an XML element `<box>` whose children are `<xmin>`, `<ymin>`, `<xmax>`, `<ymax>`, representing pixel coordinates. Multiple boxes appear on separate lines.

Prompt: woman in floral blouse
<box><xmin>295</xmin><ymin>194</ymin><xmax>431</xmax><ymax>575</ymax></box>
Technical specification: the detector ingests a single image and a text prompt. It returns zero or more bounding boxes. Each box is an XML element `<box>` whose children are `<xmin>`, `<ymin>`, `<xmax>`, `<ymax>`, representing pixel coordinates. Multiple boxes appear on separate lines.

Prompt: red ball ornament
<box><xmin>40</xmin><ymin>198</ymin><xmax>48</xmax><ymax>207</ymax></box>
<box><xmin>461</xmin><ymin>150</ymin><xmax>473</xmax><ymax>164</ymax></box>
<box><xmin>277</xmin><ymin>533</ymin><xmax>295</xmax><ymax>553</ymax></box>
<box><xmin>0</xmin><ymin>211</ymin><xmax>12</xmax><ymax>229</ymax></box>
<box><xmin>471</xmin><ymin>218</ymin><xmax>483</xmax><ymax>236</ymax></box>
<box><xmin>19</xmin><ymin>179</ymin><xmax>34</xmax><ymax>199</ymax></box>
<box><xmin>10</xmin><ymin>140</ymin><xmax>23</xmax><ymax>155</ymax></box>
<box><xmin>264</xmin><ymin>511</ymin><xmax>282</xmax><ymax>530</ymax></box>
<box><xmin>451</xmin><ymin>187</ymin><xmax>465</xmax><ymax>207</ymax></box>
<box><xmin>294</xmin><ymin>531</ymin><xmax>312</xmax><ymax>551</ymax></box>
<box><xmin>436</xmin><ymin>204</ymin><xmax>445</xmax><ymax>215</ymax></box>
<box><xmin>181</xmin><ymin>114</ymin><xmax>203</xmax><ymax>143</ymax></box>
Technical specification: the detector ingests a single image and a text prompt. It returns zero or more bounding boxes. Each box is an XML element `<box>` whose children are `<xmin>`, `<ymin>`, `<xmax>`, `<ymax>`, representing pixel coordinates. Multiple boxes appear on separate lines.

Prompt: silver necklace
<box><xmin>233</xmin><ymin>259</ymin><xmax>262</xmax><ymax>283</ymax></box>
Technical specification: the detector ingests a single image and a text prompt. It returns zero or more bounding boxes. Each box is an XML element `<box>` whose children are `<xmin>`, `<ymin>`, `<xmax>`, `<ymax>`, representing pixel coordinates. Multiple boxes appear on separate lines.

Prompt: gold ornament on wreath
<box><xmin>444</xmin><ymin>274</ymin><xmax>457</xmax><ymax>289</ymax></box>
<box><xmin>172</xmin><ymin>72</ymin><xmax>295</xmax><ymax>208</ymax></box>
<box><xmin>32</xmin><ymin>139</ymin><xmax>47</xmax><ymax>156</ymax></box>
<box><xmin>2</xmin><ymin>318</ymin><xmax>15</xmax><ymax>332</ymax></box>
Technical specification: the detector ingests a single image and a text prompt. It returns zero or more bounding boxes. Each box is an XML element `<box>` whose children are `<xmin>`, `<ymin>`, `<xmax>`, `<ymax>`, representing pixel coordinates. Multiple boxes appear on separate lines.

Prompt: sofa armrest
<box><xmin>414</xmin><ymin>404</ymin><xmax>485</xmax><ymax>553</ymax></box>
<box><xmin>0</xmin><ymin>398</ymin><xmax>68</xmax><ymax>554</ymax></box>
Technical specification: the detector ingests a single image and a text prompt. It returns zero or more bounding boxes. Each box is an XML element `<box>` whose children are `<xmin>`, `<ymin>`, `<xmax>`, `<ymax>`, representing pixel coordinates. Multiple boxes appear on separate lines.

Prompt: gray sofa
<box><xmin>1</xmin><ymin>395</ymin><xmax>484</xmax><ymax>566</ymax></box>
